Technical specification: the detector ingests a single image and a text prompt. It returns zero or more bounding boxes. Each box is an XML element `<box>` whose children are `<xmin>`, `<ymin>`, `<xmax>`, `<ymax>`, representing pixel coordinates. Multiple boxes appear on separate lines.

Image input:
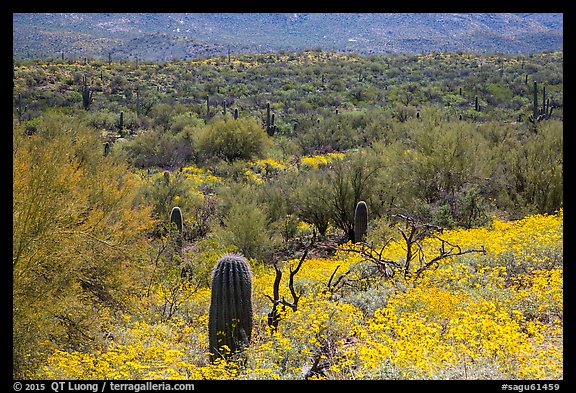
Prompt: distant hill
<box><xmin>12</xmin><ymin>13</ymin><xmax>563</xmax><ymax>61</ymax></box>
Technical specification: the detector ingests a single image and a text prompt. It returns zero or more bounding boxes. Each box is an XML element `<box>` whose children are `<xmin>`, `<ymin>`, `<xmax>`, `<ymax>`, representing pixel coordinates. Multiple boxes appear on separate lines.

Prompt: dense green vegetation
<box><xmin>13</xmin><ymin>49</ymin><xmax>562</xmax><ymax>379</ymax></box>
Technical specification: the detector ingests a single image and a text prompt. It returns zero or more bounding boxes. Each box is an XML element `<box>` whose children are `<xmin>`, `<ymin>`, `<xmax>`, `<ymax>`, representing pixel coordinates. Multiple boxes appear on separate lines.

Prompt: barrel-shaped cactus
<box><xmin>208</xmin><ymin>254</ymin><xmax>253</xmax><ymax>361</ymax></box>
<box><xmin>353</xmin><ymin>201</ymin><xmax>368</xmax><ymax>243</ymax></box>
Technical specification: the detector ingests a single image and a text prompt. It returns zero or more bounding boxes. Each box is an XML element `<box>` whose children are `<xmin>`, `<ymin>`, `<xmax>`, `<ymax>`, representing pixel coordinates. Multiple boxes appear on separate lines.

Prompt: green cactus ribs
<box><xmin>208</xmin><ymin>254</ymin><xmax>253</xmax><ymax>362</ymax></box>
<box><xmin>354</xmin><ymin>200</ymin><xmax>368</xmax><ymax>243</ymax></box>
<box><xmin>169</xmin><ymin>206</ymin><xmax>183</xmax><ymax>249</ymax></box>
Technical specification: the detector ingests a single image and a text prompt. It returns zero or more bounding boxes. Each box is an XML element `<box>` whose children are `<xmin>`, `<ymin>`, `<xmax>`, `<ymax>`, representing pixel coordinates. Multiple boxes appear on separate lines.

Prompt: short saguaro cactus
<box><xmin>353</xmin><ymin>200</ymin><xmax>368</xmax><ymax>243</ymax></box>
<box><xmin>208</xmin><ymin>254</ymin><xmax>253</xmax><ymax>362</ymax></box>
<box><xmin>169</xmin><ymin>206</ymin><xmax>183</xmax><ymax>248</ymax></box>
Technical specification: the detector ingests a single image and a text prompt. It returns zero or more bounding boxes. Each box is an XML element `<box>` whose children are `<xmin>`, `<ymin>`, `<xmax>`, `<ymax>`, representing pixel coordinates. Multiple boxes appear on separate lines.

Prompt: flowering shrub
<box><xmin>300</xmin><ymin>152</ymin><xmax>345</xmax><ymax>169</ymax></box>
<box><xmin>36</xmin><ymin>210</ymin><xmax>562</xmax><ymax>380</ymax></box>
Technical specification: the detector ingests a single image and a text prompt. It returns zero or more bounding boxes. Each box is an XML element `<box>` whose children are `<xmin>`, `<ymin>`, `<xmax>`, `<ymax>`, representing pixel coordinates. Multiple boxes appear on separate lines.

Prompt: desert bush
<box><xmin>507</xmin><ymin>120</ymin><xmax>563</xmax><ymax>216</ymax></box>
<box><xmin>294</xmin><ymin>169</ymin><xmax>333</xmax><ymax>237</ymax></box>
<box><xmin>119</xmin><ymin>128</ymin><xmax>194</xmax><ymax>168</ymax></box>
<box><xmin>195</xmin><ymin>117</ymin><xmax>271</xmax><ymax>163</ymax></box>
<box><xmin>215</xmin><ymin>183</ymin><xmax>274</xmax><ymax>260</ymax></box>
<box><xmin>326</xmin><ymin>149</ymin><xmax>384</xmax><ymax>241</ymax></box>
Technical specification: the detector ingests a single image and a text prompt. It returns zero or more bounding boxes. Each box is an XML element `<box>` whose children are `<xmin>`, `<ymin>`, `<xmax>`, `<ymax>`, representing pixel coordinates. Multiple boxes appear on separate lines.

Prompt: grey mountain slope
<box><xmin>13</xmin><ymin>13</ymin><xmax>563</xmax><ymax>60</ymax></box>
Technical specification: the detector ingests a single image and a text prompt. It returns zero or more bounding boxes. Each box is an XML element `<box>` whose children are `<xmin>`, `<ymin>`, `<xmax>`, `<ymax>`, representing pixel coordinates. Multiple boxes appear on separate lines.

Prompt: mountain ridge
<box><xmin>12</xmin><ymin>13</ymin><xmax>563</xmax><ymax>60</ymax></box>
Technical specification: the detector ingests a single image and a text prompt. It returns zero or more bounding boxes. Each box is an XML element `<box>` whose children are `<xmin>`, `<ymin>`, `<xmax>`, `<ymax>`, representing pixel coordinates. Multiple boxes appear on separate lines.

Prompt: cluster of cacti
<box><xmin>266</xmin><ymin>102</ymin><xmax>277</xmax><ymax>136</ymax></box>
<box><xmin>81</xmin><ymin>75</ymin><xmax>93</xmax><ymax>110</ymax></box>
<box><xmin>208</xmin><ymin>254</ymin><xmax>253</xmax><ymax>362</ymax></box>
<box><xmin>529</xmin><ymin>81</ymin><xmax>553</xmax><ymax>125</ymax></box>
<box><xmin>353</xmin><ymin>201</ymin><xmax>368</xmax><ymax>243</ymax></box>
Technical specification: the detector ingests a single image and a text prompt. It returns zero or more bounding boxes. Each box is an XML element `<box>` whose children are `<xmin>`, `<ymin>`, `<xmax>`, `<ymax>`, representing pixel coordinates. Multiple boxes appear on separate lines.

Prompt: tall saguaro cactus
<box><xmin>16</xmin><ymin>93</ymin><xmax>27</xmax><ymax>122</ymax></box>
<box><xmin>533</xmin><ymin>81</ymin><xmax>539</xmax><ymax>124</ymax></box>
<box><xmin>119</xmin><ymin>110</ymin><xmax>124</xmax><ymax>131</ymax></box>
<box><xmin>208</xmin><ymin>254</ymin><xmax>253</xmax><ymax>362</ymax></box>
<box><xmin>266</xmin><ymin>102</ymin><xmax>277</xmax><ymax>136</ymax></box>
<box><xmin>542</xmin><ymin>85</ymin><xmax>547</xmax><ymax>115</ymax></box>
<box><xmin>353</xmin><ymin>201</ymin><xmax>368</xmax><ymax>243</ymax></box>
<box><xmin>81</xmin><ymin>75</ymin><xmax>93</xmax><ymax>110</ymax></box>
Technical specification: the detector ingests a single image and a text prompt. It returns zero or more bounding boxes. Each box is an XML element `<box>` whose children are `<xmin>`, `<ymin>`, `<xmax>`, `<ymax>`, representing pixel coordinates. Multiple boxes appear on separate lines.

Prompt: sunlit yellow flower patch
<box><xmin>37</xmin><ymin>210</ymin><xmax>562</xmax><ymax>380</ymax></box>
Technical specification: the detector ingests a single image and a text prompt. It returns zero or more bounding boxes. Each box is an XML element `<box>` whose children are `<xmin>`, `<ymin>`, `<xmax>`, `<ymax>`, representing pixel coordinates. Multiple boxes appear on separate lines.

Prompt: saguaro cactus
<box><xmin>533</xmin><ymin>81</ymin><xmax>538</xmax><ymax>122</ymax></box>
<box><xmin>208</xmin><ymin>254</ymin><xmax>253</xmax><ymax>361</ymax></box>
<box><xmin>81</xmin><ymin>75</ymin><xmax>93</xmax><ymax>110</ymax></box>
<box><xmin>542</xmin><ymin>85</ymin><xmax>547</xmax><ymax>115</ymax></box>
<box><xmin>119</xmin><ymin>110</ymin><xmax>124</xmax><ymax>131</ymax></box>
<box><xmin>528</xmin><ymin>81</ymin><xmax>540</xmax><ymax>127</ymax></box>
<box><xmin>353</xmin><ymin>201</ymin><xmax>368</xmax><ymax>243</ymax></box>
<box><xmin>266</xmin><ymin>102</ymin><xmax>277</xmax><ymax>136</ymax></box>
<box><xmin>16</xmin><ymin>93</ymin><xmax>27</xmax><ymax>122</ymax></box>
<box><xmin>170</xmin><ymin>206</ymin><xmax>183</xmax><ymax>248</ymax></box>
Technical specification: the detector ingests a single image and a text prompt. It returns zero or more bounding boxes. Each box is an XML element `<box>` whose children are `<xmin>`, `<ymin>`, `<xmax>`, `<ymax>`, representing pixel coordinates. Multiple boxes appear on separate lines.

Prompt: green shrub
<box><xmin>195</xmin><ymin>117</ymin><xmax>271</xmax><ymax>163</ymax></box>
<box><xmin>294</xmin><ymin>169</ymin><xmax>333</xmax><ymax>237</ymax></box>
<box><xmin>216</xmin><ymin>184</ymin><xmax>273</xmax><ymax>260</ymax></box>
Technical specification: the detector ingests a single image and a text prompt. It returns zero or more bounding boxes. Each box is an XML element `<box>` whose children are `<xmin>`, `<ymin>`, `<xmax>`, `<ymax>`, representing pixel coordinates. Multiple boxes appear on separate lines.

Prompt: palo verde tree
<box><xmin>13</xmin><ymin>112</ymin><xmax>155</xmax><ymax>379</ymax></box>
